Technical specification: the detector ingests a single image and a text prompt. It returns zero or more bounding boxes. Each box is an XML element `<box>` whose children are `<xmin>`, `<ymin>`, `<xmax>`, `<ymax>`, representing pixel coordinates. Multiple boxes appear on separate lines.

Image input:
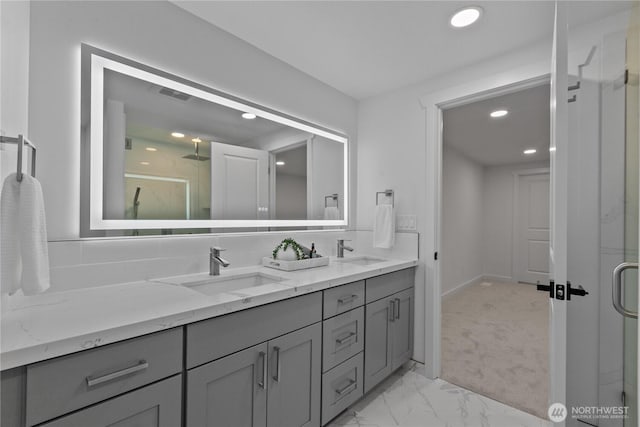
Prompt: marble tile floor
<box><xmin>328</xmin><ymin>363</ymin><xmax>552</xmax><ymax>427</ymax></box>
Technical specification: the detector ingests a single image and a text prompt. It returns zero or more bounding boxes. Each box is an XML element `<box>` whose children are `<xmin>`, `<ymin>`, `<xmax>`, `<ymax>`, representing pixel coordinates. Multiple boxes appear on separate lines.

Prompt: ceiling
<box><xmin>172</xmin><ymin>1</ymin><xmax>634</xmax><ymax>100</ymax></box>
<box><xmin>443</xmin><ymin>83</ymin><xmax>550</xmax><ymax>166</ymax></box>
<box><xmin>105</xmin><ymin>69</ymin><xmax>286</xmax><ymax>147</ymax></box>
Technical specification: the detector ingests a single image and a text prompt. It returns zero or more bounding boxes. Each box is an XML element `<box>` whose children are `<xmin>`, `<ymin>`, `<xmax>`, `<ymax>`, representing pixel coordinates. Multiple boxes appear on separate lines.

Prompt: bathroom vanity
<box><xmin>1</xmin><ymin>259</ymin><xmax>416</xmax><ymax>427</ymax></box>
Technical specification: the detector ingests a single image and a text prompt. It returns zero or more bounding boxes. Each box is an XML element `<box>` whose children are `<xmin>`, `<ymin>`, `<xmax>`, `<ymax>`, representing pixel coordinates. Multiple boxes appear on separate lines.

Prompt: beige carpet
<box><xmin>441</xmin><ymin>281</ymin><xmax>549</xmax><ymax>419</ymax></box>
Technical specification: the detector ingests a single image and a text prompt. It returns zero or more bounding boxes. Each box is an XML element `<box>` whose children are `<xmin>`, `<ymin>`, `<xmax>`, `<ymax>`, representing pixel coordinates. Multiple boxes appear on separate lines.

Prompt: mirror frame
<box><xmin>85</xmin><ymin>45</ymin><xmax>349</xmax><ymax>231</ymax></box>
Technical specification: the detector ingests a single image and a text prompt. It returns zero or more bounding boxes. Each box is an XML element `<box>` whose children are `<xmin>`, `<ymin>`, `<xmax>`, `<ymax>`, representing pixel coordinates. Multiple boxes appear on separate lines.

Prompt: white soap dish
<box><xmin>262</xmin><ymin>256</ymin><xmax>329</xmax><ymax>271</ymax></box>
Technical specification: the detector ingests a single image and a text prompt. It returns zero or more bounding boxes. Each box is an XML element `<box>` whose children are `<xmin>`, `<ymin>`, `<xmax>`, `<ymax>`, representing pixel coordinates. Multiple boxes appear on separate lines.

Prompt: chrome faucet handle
<box><xmin>211</xmin><ymin>246</ymin><xmax>226</xmax><ymax>252</ymax></box>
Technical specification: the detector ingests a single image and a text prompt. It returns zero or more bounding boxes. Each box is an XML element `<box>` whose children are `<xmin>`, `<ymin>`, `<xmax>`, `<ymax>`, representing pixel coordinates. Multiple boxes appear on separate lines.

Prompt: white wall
<box><xmin>0</xmin><ymin>0</ymin><xmax>30</xmax><ymax>182</ymax></box>
<box><xmin>309</xmin><ymin>136</ymin><xmax>344</xmax><ymax>220</ymax></box>
<box><xmin>357</xmin><ymin>39</ymin><xmax>552</xmax><ymax>365</ymax></box>
<box><xmin>27</xmin><ymin>0</ymin><xmax>357</xmax><ymax>240</ymax></box>
<box><xmin>440</xmin><ymin>146</ymin><xmax>484</xmax><ymax>295</ymax></box>
<box><xmin>482</xmin><ymin>161</ymin><xmax>549</xmax><ymax>281</ymax></box>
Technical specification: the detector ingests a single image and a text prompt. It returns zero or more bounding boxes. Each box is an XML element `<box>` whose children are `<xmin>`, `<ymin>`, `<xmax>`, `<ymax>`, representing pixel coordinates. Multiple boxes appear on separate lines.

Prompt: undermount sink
<box><xmin>334</xmin><ymin>256</ymin><xmax>388</xmax><ymax>266</ymax></box>
<box><xmin>178</xmin><ymin>272</ymin><xmax>284</xmax><ymax>296</ymax></box>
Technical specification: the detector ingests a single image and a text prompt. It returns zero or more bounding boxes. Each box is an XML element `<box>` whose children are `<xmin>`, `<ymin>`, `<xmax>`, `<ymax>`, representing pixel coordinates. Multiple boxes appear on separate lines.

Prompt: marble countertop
<box><xmin>1</xmin><ymin>256</ymin><xmax>417</xmax><ymax>370</ymax></box>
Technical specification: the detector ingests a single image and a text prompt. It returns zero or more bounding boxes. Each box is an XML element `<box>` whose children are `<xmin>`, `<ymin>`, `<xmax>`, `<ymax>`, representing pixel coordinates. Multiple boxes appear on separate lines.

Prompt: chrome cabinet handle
<box><xmin>336</xmin><ymin>331</ymin><xmax>357</xmax><ymax>345</ymax></box>
<box><xmin>86</xmin><ymin>360</ymin><xmax>149</xmax><ymax>388</ymax></box>
<box><xmin>612</xmin><ymin>262</ymin><xmax>639</xmax><ymax>319</ymax></box>
<box><xmin>272</xmin><ymin>346</ymin><xmax>281</xmax><ymax>382</ymax></box>
<box><xmin>389</xmin><ymin>300</ymin><xmax>396</xmax><ymax>322</ymax></box>
<box><xmin>258</xmin><ymin>351</ymin><xmax>267</xmax><ymax>389</ymax></box>
<box><xmin>335</xmin><ymin>379</ymin><xmax>357</xmax><ymax>396</ymax></box>
<box><xmin>395</xmin><ymin>298</ymin><xmax>401</xmax><ymax>319</ymax></box>
<box><xmin>338</xmin><ymin>295</ymin><xmax>358</xmax><ymax>305</ymax></box>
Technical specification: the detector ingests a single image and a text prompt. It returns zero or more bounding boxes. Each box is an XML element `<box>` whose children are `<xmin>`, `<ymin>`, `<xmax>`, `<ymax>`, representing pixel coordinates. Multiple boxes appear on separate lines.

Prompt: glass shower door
<box><xmin>623</xmin><ymin>5</ymin><xmax>639</xmax><ymax>426</ymax></box>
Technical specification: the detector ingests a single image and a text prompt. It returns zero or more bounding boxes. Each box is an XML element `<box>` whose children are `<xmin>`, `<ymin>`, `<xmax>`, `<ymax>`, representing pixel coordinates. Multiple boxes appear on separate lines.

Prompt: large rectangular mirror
<box><xmin>81</xmin><ymin>45</ymin><xmax>348</xmax><ymax>233</ymax></box>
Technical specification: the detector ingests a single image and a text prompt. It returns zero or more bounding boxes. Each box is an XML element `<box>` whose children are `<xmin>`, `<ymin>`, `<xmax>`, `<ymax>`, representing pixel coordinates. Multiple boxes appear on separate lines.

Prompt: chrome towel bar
<box><xmin>0</xmin><ymin>134</ymin><xmax>37</xmax><ymax>182</ymax></box>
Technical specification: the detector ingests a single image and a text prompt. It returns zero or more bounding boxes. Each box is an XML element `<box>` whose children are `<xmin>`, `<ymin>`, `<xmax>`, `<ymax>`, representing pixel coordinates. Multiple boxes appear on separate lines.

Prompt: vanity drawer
<box><xmin>25</xmin><ymin>328</ymin><xmax>182</xmax><ymax>427</ymax></box>
<box><xmin>187</xmin><ymin>292</ymin><xmax>322</xmax><ymax>368</ymax></box>
<box><xmin>321</xmin><ymin>353</ymin><xmax>364</xmax><ymax>426</ymax></box>
<box><xmin>323</xmin><ymin>280</ymin><xmax>364</xmax><ymax>319</ymax></box>
<box><xmin>365</xmin><ymin>268</ymin><xmax>414</xmax><ymax>303</ymax></box>
<box><xmin>322</xmin><ymin>306</ymin><xmax>364</xmax><ymax>372</ymax></box>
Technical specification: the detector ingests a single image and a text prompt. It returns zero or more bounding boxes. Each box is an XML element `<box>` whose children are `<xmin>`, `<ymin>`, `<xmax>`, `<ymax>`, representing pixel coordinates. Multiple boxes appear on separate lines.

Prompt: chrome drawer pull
<box><xmin>86</xmin><ymin>360</ymin><xmax>149</xmax><ymax>388</ymax></box>
<box><xmin>272</xmin><ymin>346</ymin><xmax>281</xmax><ymax>382</ymax></box>
<box><xmin>335</xmin><ymin>379</ymin><xmax>357</xmax><ymax>396</ymax></box>
<box><xmin>338</xmin><ymin>295</ymin><xmax>358</xmax><ymax>305</ymax></box>
<box><xmin>395</xmin><ymin>298</ymin><xmax>401</xmax><ymax>319</ymax></box>
<box><xmin>258</xmin><ymin>351</ymin><xmax>267</xmax><ymax>389</ymax></box>
<box><xmin>389</xmin><ymin>300</ymin><xmax>396</xmax><ymax>322</ymax></box>
<box><xmin>335</xmin><ymin>331</ymin><xmax>357</xmax><ymax>345</ymax></box>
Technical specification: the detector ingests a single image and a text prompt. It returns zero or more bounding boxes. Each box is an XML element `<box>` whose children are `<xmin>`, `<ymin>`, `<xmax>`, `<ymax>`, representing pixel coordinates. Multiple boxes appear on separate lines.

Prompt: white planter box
<box><xmin>262</xmin><ymin>256</ymin><xmax>329</xmax><ymax>271</ymax></box>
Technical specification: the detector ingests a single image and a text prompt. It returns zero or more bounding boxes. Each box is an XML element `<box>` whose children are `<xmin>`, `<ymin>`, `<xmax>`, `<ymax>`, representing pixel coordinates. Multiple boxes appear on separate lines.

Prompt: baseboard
<box><xmin>441</xmin><ymin>274</ymin><xmax>484</xmax><ymax>298</ymax></box>
<box><xmin>482</xmin><ymin>274</ymin><xmax>515</xmax><ymax>284</ymax></box>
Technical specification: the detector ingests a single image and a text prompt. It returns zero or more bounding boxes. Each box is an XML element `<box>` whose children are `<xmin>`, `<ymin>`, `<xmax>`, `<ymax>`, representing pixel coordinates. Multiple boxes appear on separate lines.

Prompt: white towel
<box><xmin>1</xmin><ymin>173</ymin><xmax>50</xmax><ymax>296</ymax></box>
<box><xmin>324</xmin><ymin>206</ymin><xmax>340</xmax><ymax>220</ymax></box>
<box><xmin>373</xmin><ymin>204</ymin><xmax>395</xmax><ymax>248</ymax></box>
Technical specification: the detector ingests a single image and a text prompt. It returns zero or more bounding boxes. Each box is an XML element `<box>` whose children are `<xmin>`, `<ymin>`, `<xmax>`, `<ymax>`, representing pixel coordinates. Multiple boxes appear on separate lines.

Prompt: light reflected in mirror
<box><xmin>84</xmin><ymin>45</ymin><xmax>348</xmax><ymax>234</ymax></box>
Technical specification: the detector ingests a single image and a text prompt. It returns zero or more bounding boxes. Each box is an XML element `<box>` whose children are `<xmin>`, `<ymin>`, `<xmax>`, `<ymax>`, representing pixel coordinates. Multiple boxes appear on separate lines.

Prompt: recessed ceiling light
<box><xmin>276</xmin><ymin>161</ymin><xmax>285</xmax><ymax>166</ymax></box>
<box><xmin>242</xmin><ymin>112</ymin><xmax>257</xmax><ymax>120</ymax></box>
<box><xmin>145</xmin><ymin>147</ymin><xmax>157</xmax><ymax>152</ymax></box>
<box><xmin>140</xmin><ymin>161</ymin><xmax>151</xmax><ymax>165</ymax></box>
<box><xmin>192</xmin><ymin>137</ymin><xmax>202</xmax><ymax>143</ymax></box>
<box><xmin>523</xmin><ymin>149</ymin><xmax>537</xmax><ymax>155</ymax></box>
<box><xmin>171</xmin><ymin>132</ymin><xmax>185</xmax><ymax>138</ymax></box>
<box><xmin>490</xmin><ymin>110</ymin><xmax>509</xmax><ymax>118</ymax></box>
<box><xmin>450</xmin><ymin>6</ymin><xmax>483</xmax><ymax>28</ymax></box>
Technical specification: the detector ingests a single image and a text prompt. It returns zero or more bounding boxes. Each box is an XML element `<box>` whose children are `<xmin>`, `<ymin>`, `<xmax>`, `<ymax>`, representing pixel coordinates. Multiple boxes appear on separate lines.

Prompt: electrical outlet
<box><xmin>396</xmin><ymin>214</ymin><xmax>417</xmax><ymax>231</ymax></box>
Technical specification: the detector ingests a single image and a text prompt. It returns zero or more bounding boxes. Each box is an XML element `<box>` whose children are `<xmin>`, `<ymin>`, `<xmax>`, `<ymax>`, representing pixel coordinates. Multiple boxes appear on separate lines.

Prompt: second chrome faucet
<box><xmin>337</xmin><ymin>239</ymin><xmax>354</xmax><ymax>258</ymax></box>
<box><xmin>210</xmin><ymin>247</ymin><xmax>230</xmax><ymax>276</ymax></box>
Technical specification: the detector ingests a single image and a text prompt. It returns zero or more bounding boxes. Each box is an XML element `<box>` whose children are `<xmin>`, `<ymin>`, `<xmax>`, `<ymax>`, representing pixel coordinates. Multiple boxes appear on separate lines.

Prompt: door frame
<box><xmin>419</xmin><ymin>72</ymin><xmax>550</xmax><ymax>380</ymax></box>
<box><xmin>512</xmin><ymin>168</ymin><xmax>551</xmax><ymax>285</ymax></box>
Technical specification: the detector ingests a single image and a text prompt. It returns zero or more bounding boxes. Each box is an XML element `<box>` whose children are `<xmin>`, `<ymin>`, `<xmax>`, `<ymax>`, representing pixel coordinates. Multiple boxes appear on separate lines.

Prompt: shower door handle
<box><xmin>612</xmin><ymin>262</ymin><xmax>639</xmax><ymax>319</ymax></box>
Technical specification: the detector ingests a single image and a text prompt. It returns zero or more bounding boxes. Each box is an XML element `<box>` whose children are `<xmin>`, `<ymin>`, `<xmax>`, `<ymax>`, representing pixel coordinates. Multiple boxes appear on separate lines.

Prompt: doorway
<box><xmin>439</xmin><ymin>83</ymin><xmax>551</xmax><ymax>418</ymax></box>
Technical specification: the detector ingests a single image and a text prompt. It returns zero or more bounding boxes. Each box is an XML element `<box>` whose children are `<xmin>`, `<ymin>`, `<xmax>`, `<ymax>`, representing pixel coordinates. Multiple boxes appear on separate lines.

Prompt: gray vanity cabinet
<box><xmin>185</xmin><ymin>293</ymin><xmax>322</xmax><ymax>427</ymax></box>
<box><xmin>364</xmin><ymin>269</ymin><xmax>415</xmax><ymax>393</ymax></box>
<box><xmin>363</xmin><ymin>294</ymin><xmax>394</xmax><ymax>391</ymax></box>
<box><xmin>187</xmin><ymin>323</ymin><xmax>321</xmax><ymax>427</ymax></box>
<box><xmin>266</xmin><ymin>323</ymin><xmax>321</xmax><ymax>427</ymax></box>
<box><xmin>39</xmin><ymin>375</ymin><xmax>182</xmax><ymax>427</ymax></box>
<box><xmin>187</xmin><ymin>343</ymin><xmax>268</xmax><ymax>427</ymax></box>
<box><xmin>390</xmin><ymin>288</ymin><xmax>414</xmax><ymax>369</ymax></box>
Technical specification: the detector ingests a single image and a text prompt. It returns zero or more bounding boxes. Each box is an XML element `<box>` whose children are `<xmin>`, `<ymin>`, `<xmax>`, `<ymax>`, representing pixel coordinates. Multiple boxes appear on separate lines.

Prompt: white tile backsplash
<box><xmin>46</xmin><ymin>231</ymin><xmax>418</xmax><ymax>292</ymax></box>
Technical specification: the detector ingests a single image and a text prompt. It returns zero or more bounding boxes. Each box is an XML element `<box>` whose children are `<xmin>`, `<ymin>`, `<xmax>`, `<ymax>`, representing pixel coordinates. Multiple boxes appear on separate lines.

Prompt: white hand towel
<box><xmin>1</xmin><ymin>173</ymin><xmax>50</xmax><ymax>296</ymax></box>
<box><xmin>324</xmin><ymin>206</ymin><xmax>340</xmax><ymax>220</ymax></box>
<box><xmin>373</xmin><ymin>204</ymin><xmax>395</xmax><ymax>248</ymax></box>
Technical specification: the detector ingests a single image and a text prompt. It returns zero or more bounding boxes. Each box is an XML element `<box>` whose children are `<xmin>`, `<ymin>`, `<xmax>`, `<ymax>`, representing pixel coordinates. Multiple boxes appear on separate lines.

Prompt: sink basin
<box><xmin>179</xmin><ymin>272</ymin><xmax>284</xmax><ymax>296</ymax></box>
<box><xmin>334</xmin><ymin>256</ymin><xmax>388</xmax><ymax>266</ymax></box>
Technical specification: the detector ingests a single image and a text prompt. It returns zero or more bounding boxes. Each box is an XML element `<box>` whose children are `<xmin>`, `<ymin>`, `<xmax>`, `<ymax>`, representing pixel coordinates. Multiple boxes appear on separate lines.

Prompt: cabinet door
<box><xmin>40</xmin><ymin>375</ymin><xmax>181</xmax><ymax>427</ymax></box>
<box><xmin>267</xmin><ymin>323</ymin><xmax>321</xmax><ymax>427</ymax></box>
<box><xmin>391</xmin><ymin>288</ymin><xmax>414</xmax><ymax>369</ymax></box>
<box><xmin>364</xmin><ymin>296</ymin><xmax>394</xmax><ymax>393</ymax></box>
<box><xmin>187</xmin><ymin>343</ymin><xmax>268</xmax><ymax>427</ymax></box>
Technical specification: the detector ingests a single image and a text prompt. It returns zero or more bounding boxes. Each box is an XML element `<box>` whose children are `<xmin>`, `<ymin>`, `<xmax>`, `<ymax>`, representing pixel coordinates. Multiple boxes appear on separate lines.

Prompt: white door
<box><xmin>515</xmin><ymin>172</ymin><xmax>550</xmax><ymax>284</ymax></box>
<box><xmin>548</xmin><ymin>2</ymin><xmax>569</xmax><ymax>417</ymax></box>
<box><xmin>551</xmin><ymin>2</ymin><xmax>639</xmax><ymax>426</ymax></box>
<box><xmin>210</xmin><ymin>142</ymin><xmax>269</xmax><ymax>220</ymax></box>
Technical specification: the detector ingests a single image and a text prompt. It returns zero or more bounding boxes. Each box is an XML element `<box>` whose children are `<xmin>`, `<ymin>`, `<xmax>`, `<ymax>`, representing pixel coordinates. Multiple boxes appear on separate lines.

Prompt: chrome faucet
<box><xmin>337</xmin><ymin>239</ymin><xmax>354</xmax><ymax>258</ymax></box>
<box><xmin>210</xmin><ymin>247</ymin><xmax>230</xmax><ymax>276</ymax></box>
